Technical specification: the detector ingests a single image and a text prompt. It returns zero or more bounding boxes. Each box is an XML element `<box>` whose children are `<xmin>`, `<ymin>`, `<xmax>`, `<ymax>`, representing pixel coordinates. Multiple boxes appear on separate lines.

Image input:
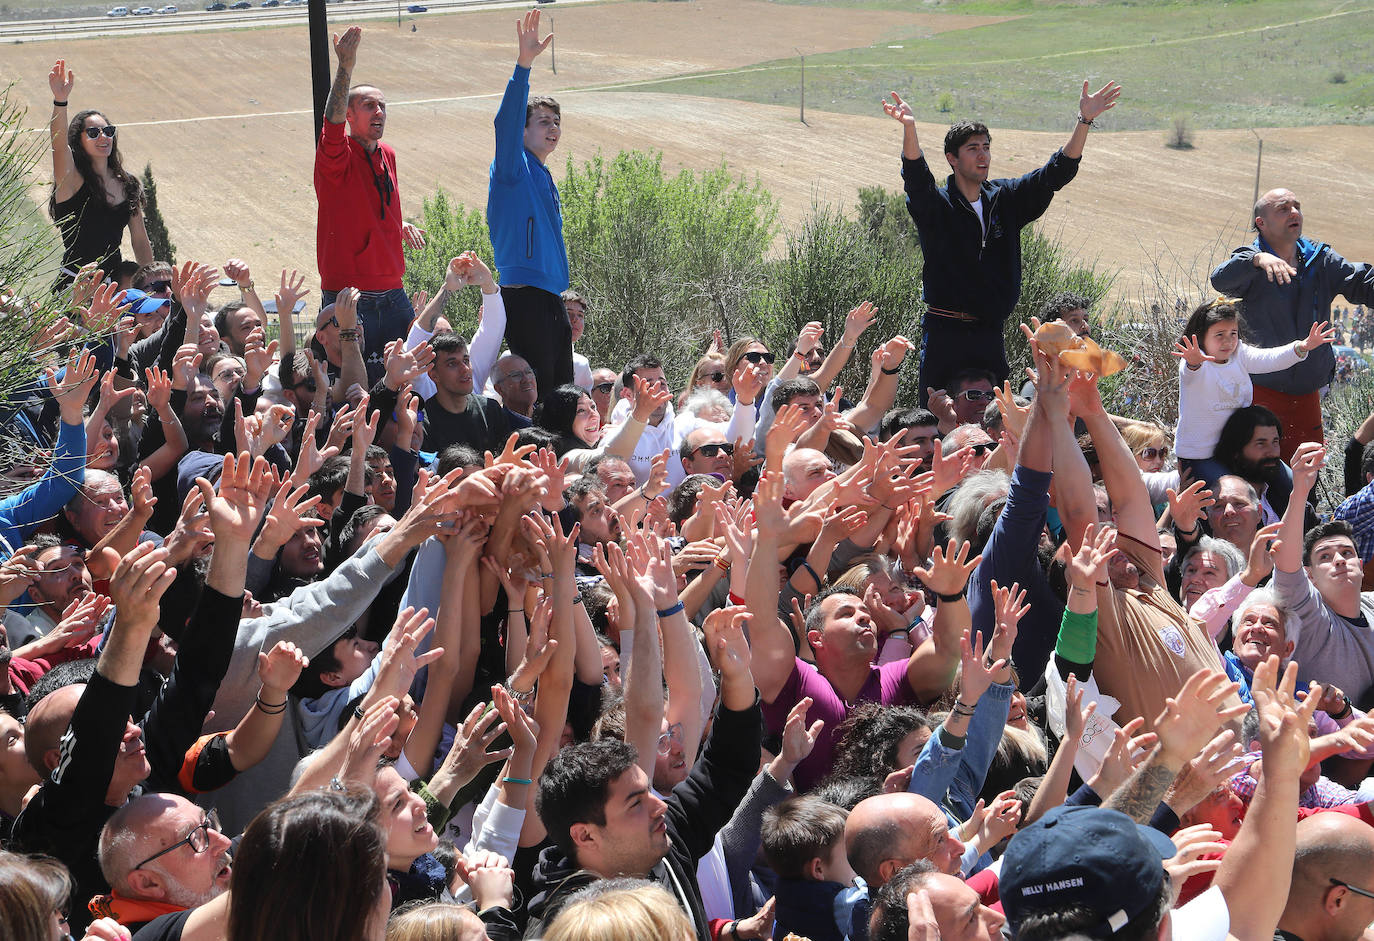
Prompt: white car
<box><xmin>107</xmin><ymin>4</ymin><xmax>129</xmax><ymax>13</ymax></box>
<box><xmin>132</xmin><ymin>5</ymin><xmax>154</xmax><ymax>12</ymax></box>
<box><xmin>156</xmin><ymin>4</ymin><xmax>177</xmax><ymax>11</ymax></box>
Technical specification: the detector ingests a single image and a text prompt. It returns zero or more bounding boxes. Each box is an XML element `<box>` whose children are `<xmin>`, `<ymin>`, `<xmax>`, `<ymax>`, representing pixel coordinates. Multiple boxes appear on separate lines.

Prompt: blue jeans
<box><xmin>320</xmin><ymin>287</ymin><xmax>415</xmax><ymax>386</ymax></box>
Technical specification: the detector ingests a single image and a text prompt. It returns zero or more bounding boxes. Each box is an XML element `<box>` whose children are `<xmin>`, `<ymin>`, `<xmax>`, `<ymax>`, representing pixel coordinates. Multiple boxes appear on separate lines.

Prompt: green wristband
<box><xmin>1055</xmin><ymin>607</ymin><xmax>1098</xmax><ymax>665</ymax></box>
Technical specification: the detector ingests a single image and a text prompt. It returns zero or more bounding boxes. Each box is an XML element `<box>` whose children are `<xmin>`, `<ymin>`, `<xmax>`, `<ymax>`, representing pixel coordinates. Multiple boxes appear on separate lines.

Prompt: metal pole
<box><xmin>549</xmin><ymin>14</ymin><xmax>556</xmax><ymax>74</ymax></box>
<box><xmin>396</xmin><ymin>0</ymin><xmax>400</xmax><ymax>28</ymax></box>
<box><xmin>1250</xmin><ymin>128</ymin><xmax>1263</xmax><ymax>211</ymax></box>
<box><xmin>795</xmin><ymin>47</ymin><xmax>805</xmax><ymax>125</ymax></box>
<box><xmin>307</xmin><ymin>0</ymin><xmax>329</xmax><ymax>142</ymax></box>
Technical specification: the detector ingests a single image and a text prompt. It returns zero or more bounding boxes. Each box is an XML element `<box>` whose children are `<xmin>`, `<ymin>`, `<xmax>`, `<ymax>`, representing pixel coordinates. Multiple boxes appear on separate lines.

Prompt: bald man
<box><xmin>1211</xmin><ymin>188</ymin><xmax>1374</xmax><ymax>460</ymax></box>
<box><xmin>845</xmin><ymin>792</ymin><xmax>965</xmax><ymax>889</ymax></box>
<box><xmin>782</xmin><ymin>447</ymin><xmax>835</xmax><ymax>502</ymax></box>
<box><xmin>91</xmin><ymin>793</ymin><xmax>233</xmax><ymax>930</ymax></box>
<box><xmin>1275</xmin><ymin>812</ymin><xmax>1374</xmax><ymax>941</ymax></box>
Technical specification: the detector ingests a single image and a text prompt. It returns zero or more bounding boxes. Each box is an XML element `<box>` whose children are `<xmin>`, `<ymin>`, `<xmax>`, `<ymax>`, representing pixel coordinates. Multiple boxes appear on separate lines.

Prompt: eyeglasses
<box><xmin>592</xmin><ymin>382</ymin><xmax>615</xmax><ymax>394</ymax></box>
<box><xmin>969</xmin><ymin>443</ymin><xmax>992</xmax><ymax>456</ymax></box>
<box><xmin>1331</xmin><ymin>879</ymin><xmax>1374</xmax><ymax>901</ymax></box>
<box><xmin>83</xmin><ymin>125</ymin><xmax>117</xmax><ymax>139</ymax></box>
<box><xmin>956</xmin><ymin>389</ymin><xmax>995</xmax><ymax>403</ymax></box>
<box><xmin>1138</xmin><ymin>446</ymin><xmax>1170</xmax><ymax>461</ymax></box>
<box><xmin>144</xmin><ymin>279</ymin><xmax>172</xmax><ymax>294</ymax></box>
<box><xmin>705</xmin><ymin>371</ymin><xmax>725</xmax><ymax>383</ymax></box>
<box><xmin>657</xmin><ymin>722</ymin><xmax>685</xmax><ymax>756</ymax></box>
<box><xmin>742</xmin><ymin>351</ymin><xmax>776</xmax><ymax>365</ymax></box>
<box><xmin>690</xmin><ymin>443</ymin><xmax>734</xmax><ymax>458</ymax></box>
<box><xmin>320</xmin><ymin>316</ymin><xmax>339</xmax><ymax>329</ymax></box>
<box><xmin>133</xmin><ymin>810</ymin><xmax>221</xmax><ymax>871</ymax></box>
<box><xmin>499</xmin><ymin>368</ymin><xmax>535</xmax><ymax>383</ymax></box>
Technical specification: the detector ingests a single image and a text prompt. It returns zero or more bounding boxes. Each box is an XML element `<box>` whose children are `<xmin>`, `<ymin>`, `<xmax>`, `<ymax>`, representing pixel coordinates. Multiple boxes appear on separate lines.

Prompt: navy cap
<box><xmin>1000</xmin><ymin>805</ymin><xmax>1177</xmax><ymax>936</ymax></box>
<box><xmin>122</xmin><ymin>288</ymin><xmax>171</xmax><ymax>316</ymax></box>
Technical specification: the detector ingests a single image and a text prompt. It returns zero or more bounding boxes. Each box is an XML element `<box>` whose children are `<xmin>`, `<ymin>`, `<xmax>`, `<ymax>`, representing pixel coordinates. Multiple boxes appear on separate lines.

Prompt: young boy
<box><xmin>487</xmin><ymin>8</ymin><xmax>570</xmax><ymax>400</ymax></box>
<box><xmin>761</xmin><ymin>796</ymin><xmax>864</xmax><ymax>941</ymax></box>
<box><xmin>291</xmin><ymin>624</ymin><xmax>381</xmax><ymax>749</ymax></box>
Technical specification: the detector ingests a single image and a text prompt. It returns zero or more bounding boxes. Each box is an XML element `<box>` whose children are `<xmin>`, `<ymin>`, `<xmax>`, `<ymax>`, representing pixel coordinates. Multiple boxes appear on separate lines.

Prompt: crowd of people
<box><xmin>6</xmin><ymin>10</ymin><xmax>1374</xmax><ymax>941</ymax></box>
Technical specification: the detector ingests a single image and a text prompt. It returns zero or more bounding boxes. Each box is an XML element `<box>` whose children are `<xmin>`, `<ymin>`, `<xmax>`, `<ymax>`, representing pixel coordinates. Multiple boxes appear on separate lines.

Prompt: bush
<box><xmin>1330</xmin><ymin>71</ymin><xmax>1347</xmax><ymax>84</ymax></box>
<box><xmin>1166</xmin><ymin>115</ymin><xmax>1195</xmax><ymax>150</ymax></box>
<box><xmin>938</xmin><ymin>92</ymin><xmax>954</xmax><ymax>114</ymax></box>
<box><xmin>401</xmin><ymin>189</ymin><xmax>493</xmax><ymax>337</ymax></box>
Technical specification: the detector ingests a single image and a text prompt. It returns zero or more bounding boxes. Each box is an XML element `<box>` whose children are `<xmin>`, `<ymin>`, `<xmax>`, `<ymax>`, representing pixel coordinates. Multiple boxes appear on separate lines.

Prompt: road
<box><xmin>0</xmin><ymin>0</ymin><xmax>587</xmax><ymax>41</ymax></box>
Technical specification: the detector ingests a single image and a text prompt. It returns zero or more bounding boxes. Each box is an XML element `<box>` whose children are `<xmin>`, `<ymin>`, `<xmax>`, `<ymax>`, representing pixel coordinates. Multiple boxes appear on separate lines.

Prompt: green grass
<box><xmin>619</xmin><ymin>0</ymin><xmax>1374</xmax><ymax>131</ymax></box>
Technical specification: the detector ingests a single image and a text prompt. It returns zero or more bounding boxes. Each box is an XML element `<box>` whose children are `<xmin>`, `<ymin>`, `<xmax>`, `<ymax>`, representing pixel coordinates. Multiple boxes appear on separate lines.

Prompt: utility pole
<box><xmin>396</xmin><ymin>0</ymin><xmax>401</xmax><ymax>29</ymax></box>
<box><xmin>549</xmin><ymin>14</ymin><xmax>556</xmax><ymax>74</ymax></box>
<box><xmin>308</xmin><ymin>0</ymin><xmax>328</xmax><ymax>141</ymax></box>
<box><xmin>1250</xmin><ymin>128</ymin><xmax>1263</xmax><ymax>210</ymax></box>
<box><xmin>795</xmin><ymin>47</ymin><xmax>806</xmax><ymax>125</ymax></box>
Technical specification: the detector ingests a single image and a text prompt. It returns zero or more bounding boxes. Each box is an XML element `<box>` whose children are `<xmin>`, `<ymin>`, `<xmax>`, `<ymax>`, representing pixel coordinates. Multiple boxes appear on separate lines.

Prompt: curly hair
<box><xmin>830</xmin><ymin>703</ymin><xmax>936</xmax><ymax>779</ymax></box>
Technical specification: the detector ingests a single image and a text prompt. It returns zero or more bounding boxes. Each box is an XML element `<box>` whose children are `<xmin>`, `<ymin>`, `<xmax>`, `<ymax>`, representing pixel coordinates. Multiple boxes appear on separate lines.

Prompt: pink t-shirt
<box><xmin>762</xmin><ymin>657</ymin><xmax>918</xmax><ymax>791</ymax></box>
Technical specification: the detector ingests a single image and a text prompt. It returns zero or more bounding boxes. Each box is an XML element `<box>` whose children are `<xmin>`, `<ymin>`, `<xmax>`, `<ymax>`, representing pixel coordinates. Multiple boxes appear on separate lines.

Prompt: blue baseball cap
<box><xmin>122</xmin><ymin>288</ymin><xmax>171</xmax><ymax>316</ymax></box>
<box><xmin>1000</xmin><ymin>805</ymin><xmax>1177</xmax><ymax>937</ymax></box>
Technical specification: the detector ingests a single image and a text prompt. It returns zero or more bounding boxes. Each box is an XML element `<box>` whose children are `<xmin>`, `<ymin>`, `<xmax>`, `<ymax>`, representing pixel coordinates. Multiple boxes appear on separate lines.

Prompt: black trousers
<box><xmin>501</xmin><ymin>285</ymin><xmax>573</xmax><ymax>401</ymax></box>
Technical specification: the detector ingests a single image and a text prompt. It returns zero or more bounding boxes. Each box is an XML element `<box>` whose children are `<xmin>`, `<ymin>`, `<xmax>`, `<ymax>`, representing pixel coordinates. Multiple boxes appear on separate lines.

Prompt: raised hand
<box><xmin>515</xmin><ymin>8</ymin><xmax>553</xmax><ymax>67</ymax></box>
<box><xmin>197</xmin><ymin>452</ymin><xmax>277</xmax><ymax>545</ymax></box>
<box><xmin>1064</xmin><ymin>674</ymin><xmax>1096</xmax><ymax>744</ymax></box>
<box><xmin>765</xmin><ymin>403</ymin><xmax>808</xmax><ymax>468</ymax></box>
<box><xmin>342</xmin><ymin>696</ymin><xmax>400</xmax><ymax>785</ymax></box>
<box><xmin>925</xmin><ymin>387</ymin><xmax>957</xmax><ymax>428</ymax></box>
<box><xmin>1079</xmin><ymin>80</ymin><xmax>1122</xmax><ymax>122</ymax></box>
<box><xmin>630</xmin><ymin>373</ymin><xmax>671</xmax><ymax>423</ymax></box>
<box><xmin>734</xmin><ymin>360</ymin><xmax>768</xmax><ymax>405</ymax></box>
<box><xmin>258</xmin><ymin>641</ymin><xmax>309</xmax><ymax>692</ymax></box>
<box><xmin>1164</xmin><ymin>824</ymin><xmax>1226</xmax><ymax>897</ymax></box>
<box><xmin>46</xmin><ymin>349</ymin><xmax>100</xmax><ymax>425</ymax></box>
<box><xmin>440</xmin><ymin>699</ymin><xmax>513</xmax><ymax>787</ymax></box>
<box><xmin>703</xmin><ymin>605</ymin><xmax>753</xmax><ymax>681</ymax></box>
<box><xmin>1289</xmin><ymin>442</ymin><xmax>1325</xmax><ymax>494</ymax></box>
<box><xmin>988</xmin><ymin>579</ymin><xmax>1028</xmax><ymax>663</ymax></box>
<box><xmin>912</xmin><ymin>538</ymin><xmax>981</xmax><ymax>598</ymax></box>
<box><xmin>874</xmin><ymin>335</ymin><xmax>914</xmax><ymax>373</ymax></box>
<box><xmin>0</xmin><ymin>546</ymin><xmax>41</xmax><ymax>606</ymax></box>
<box><xmin>1301</xmin><ymin>319</ymin><xmax>1338</xmax><ymax>352</ymax></box>
<box><xmin>1165</xmin><ymin>479</ymin><xmax>1215</xmax><ymax>533</ymax></box>
<box><xmin>107</xmin><ymin>542</ymin><xmax>176</xmax><ymax>631</ymax></box>
<box><xmin>49</xmin><ymin>58</ymin><xmax>75</xmax><ymax>100</ymax></box>
<box><xmin>1171</xmin><ymin>333</ymin><xmax>1216</xmax><ymax>369</ymax></box>
<box><xmin>1163</xmin><ymin>729</ymin><xmax>1242</xmax><ymax>817</ymax></box>
<box><xmin>83</xmin><ymin>278</ymin><xmax>130</xmax><ymax>335</ymax></box>
<box><xmin>1064</xmin><ymin>522</ymin><xmax>1118</xmax><ymax>589</ymax></box>
<box><xmin>508</xmin><ymin>594</ymin><xmax>559</xmax><ymax>692</ymax></box>
<box><xmin>1251</xmin><ymin>655</ymin><xmax>1322</xmax><ymax>783</ymax></box>
<box><xmin>275</xmin><ymin>268</ymin><xmax>307</xmax><ymax>317</ymax></box>
<box><xmin>1242</xmin><ymin>522</ymin><xmax>1282</xmax><ymax>585</ymax></box>
<box><xmin>223</xmin><ymin>258</ymin><xmax>252</xmax><ymax>288</ymax></box>
<box><xmin>1153</xmin><ymin>668</ymin><xmax>1247</xmax><ymax>767</ymax></box>
<box><xmin>1089</xmin><ymin>716</ymin><xmax>1156</xmax><ymax>799</ymax></box>
<box><xmin>258</xmin><ymin>479</ymin><xmax>324</xmax><ymax>549</ymax></box>
<box><xmin>383</xmin><ymin>338</ymin><xmax>434</xmax><ymax>392</ymax></box>
<box><xmin>957</xmin><ymin>628</ymin><xmax>1006</xmax><ymax>704</ymax></box>
<box><xmin>881</xmin><ymin>91</ymin><xmax>915</xmax><ymax>126</ymax></box>
<box><xmin>332</xmin><ymin>25</ymin><xmax>361</xmax><ymax>69</ymax></box>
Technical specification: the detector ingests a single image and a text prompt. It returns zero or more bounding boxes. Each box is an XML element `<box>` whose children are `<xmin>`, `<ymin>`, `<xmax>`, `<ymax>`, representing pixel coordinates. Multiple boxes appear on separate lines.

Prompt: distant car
<box><xmin>260</xmin><ymin>0</ymin><xmax>278</xmax><ymax>7</ymax></box>
<box><xmin>156</xmin><ymin>4</ymin><xmax>177</xmax><ymax>12</ymax></box>
<box><xmin>406</xmin><ymin>4</ymin><xmax>425</xmax><ymax>10</ymax></box>
<box><xmin>132</xmin><ymin>5</ymin><xmax>154</xmax><ymax>12</ymax></box>
<box><xmin>107</xmin><ymin>4</ymin><xmax>128</xmax><ymax>13</ymax></box>
<box><xmin>205</xmin><ymin>2</ymin><xmax>225</xmax><ymax>9</ymax></box>
<box><xmin>229</xmin><ymin>1</ymin><xmax>249</xmax><ymax>6</ymax></box>
<box><xmin>283</xmin><ymin>0</ymin><xmax>304</xmax><ymax>6</ymax></box>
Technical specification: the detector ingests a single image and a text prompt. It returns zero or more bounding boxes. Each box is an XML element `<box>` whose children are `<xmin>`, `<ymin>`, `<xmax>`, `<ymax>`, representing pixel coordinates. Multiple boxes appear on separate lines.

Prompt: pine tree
<box><xmin>141</xmin><ymin>163</ymin><xmax>176</xmax><ymax>263</ymax></box>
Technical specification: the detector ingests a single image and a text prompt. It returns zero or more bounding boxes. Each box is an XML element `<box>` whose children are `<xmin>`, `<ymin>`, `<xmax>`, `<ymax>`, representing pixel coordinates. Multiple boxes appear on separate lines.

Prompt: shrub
<box><xmin>1166</xmin><ymin>115</ymin><xmax>1195</xmax><ymax>150</ymax></box>
<box><xmin>140</xmin><ymin>163</ymin><xmax>176</xmax><ymax>264</ymax></box>
<box><xmin>1330</xmin><ymin>71</ymin><xmax>1347</xmax><ymax>84</ymax></box>
<box><xmin>938</xmin><ymin>92</ymin><xmax>954</xmax><ymax>114</ymax></box>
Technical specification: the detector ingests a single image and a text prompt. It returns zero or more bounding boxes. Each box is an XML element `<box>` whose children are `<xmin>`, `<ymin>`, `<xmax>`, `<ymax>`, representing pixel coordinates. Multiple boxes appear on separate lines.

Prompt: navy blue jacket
<box><xmin>901</xmin><ymin>150</ymin><xmax>1080</xmax><ymax>328</ymax></box>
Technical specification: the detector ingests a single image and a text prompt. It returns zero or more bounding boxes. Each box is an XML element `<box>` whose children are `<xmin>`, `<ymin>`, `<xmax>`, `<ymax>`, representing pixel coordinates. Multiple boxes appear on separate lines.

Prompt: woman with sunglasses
<box><xmin>1120</xmin><ymin>420</ymin><xmax>1178</xmax><ymax>517</ymax></box>
<box><xmin>678</xmin><ymin>354</ymin><xmax>731</xmax><ymax>408</ymax></box>
<box><xmin>723</xmin><ymin>337</ymin><xmax>775</xmax><ymax>399</ymax></box>
<box><xmin>47</xmin><ymin>59</ymin><xmax>152</xmax><ymax>287</ymax></box>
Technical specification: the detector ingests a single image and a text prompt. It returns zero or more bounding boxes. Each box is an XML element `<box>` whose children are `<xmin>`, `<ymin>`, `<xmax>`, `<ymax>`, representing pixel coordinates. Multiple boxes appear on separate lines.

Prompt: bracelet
<box><xmin>573</xmin><ymin>594</ymin><xmax>585</xmax><ymax>605</ymax></box>
<box><xmin>881</xmin><ymin>365</ymin><xmax>901</xmax><ymax>375</ymax></box>
<box><xmin>539</xmin><ymin>572</ymin><xmax>554</xmax><ymax>580</ymax></box>
<box><xmin>724</xmin><ymin>921</ymin><xmax>740</xmax><ymax>941</ymax></box>
<box><xmin>934</xmin><ymin>588</ymin><xmax>964</xmax><ymax>603</ymax></box>
<box><xmin>505</xmin><ymin>676</ymin><xmax>535</xmax><ymax>702</ymax></box>
<box><xmin>951</xmin><ymin>701</ymin><xmax>977</xmax><ymax>716</ymax></box>
<box><xmin>1077</xmin><ymin>114</ymin><xmax>1095</xmax><ymax>126</ymax></box>
<box><xmin>254</xmin><ymin>694</ymin><xmax>288</xmax><ymax>714</ymax></box>
<box><xmin>338</xmin><ymin>328</ymin><xmax>359</xmax><ymax>342</ymax></box>
<box><xmin>793</xmin><ymin>350</ymin><xmax>807</xmax><ymax>361</ymax></box>
<box><xmin>329</xmin><ymin>775</ymin><xmax>346</xmax><ymax>792</ymax></box>
<box><xmin>1333</xmin><ymin>697</ymin><xmax>1353</xmax><ymax>720</ymax></box>
<box><xmin>501</xmin><ymin>776</ymin><xmax>532</xmax><ymax>785</ymax></box>
<box><xmin>727</xmin><ymin>591</ymin><xmax>746</xmax><ymax>606</ymax></box>
<box><xmin>798</xmin><ymin>559</ymin><xmax>822</xmax><ymax>587</ymax></box>
<box><xmin>713</xmin><ymin>555</ymin><xmax>731</xmax><ymax>573</ymax></box>
<box><xmin>53</xmin><ymin>99</ymin><xmax>68</xmax><ymax>107</ymax></box>
<box><xmin>639</xmin><ymin>488</ymin><xmax>652</xmax><ymax>502</ymax></box>
<box><xmin>507</xmin><ymin>609</ymin><xmax>525</xmax><ymax>616</ymax></box>
<box><xmin>656</xmin><ymin>600</ymin><xmax>685</xmax><ymax>618</ymax></box>
<box><xmin>239</xmin><ymin>279</ymin><xmax>255</xmax><ymax>293</ymax></box>
<box><xmin>352</xmin><ymin>704</ymin><xmax>365</xmax><ymax>721</ymax></box>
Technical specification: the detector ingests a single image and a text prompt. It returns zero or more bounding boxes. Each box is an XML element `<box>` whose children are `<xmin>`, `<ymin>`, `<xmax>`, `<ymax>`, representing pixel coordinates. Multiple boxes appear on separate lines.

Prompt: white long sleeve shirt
<box><xmin>1173</xmin><ymin>341</ymin><xmax>1305</xmax><ymax>459</ymax></box>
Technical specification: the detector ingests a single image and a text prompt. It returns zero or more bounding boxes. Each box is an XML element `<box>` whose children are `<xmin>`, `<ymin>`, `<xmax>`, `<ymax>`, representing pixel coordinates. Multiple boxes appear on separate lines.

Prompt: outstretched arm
<box><xmin>48</xmin><ymin>60</ymin><xmax>77</xmax><ymax>199</ymax></box>
<box><xmin>324</xmin><ymin>26</ymin><xmax>360</xmax><ymax>125</ymax></box>
<box><xmin>1062</xmin><ymin>81</ymin><xmax>1120</xmax><ymax>159</ymax></box>
<box><xmin>882</xmin><ymin>92</ymin><xmax>922</xmax><ymax>161</ymax></box>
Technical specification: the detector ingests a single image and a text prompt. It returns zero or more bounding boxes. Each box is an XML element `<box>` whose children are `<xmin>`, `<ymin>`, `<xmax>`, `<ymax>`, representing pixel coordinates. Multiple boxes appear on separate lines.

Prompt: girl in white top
<box><xmin>1172</xmin><ymin>296</ymin><xmax>1334</xmax><ymax>490</ymax></box>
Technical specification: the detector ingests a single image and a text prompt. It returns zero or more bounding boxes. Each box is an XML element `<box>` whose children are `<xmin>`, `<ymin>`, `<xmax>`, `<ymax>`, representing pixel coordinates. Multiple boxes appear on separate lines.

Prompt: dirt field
<box><xmin>10</xmin><ymin>0</ymin><xmax>1374</xmax><ymax>307</ymax></box>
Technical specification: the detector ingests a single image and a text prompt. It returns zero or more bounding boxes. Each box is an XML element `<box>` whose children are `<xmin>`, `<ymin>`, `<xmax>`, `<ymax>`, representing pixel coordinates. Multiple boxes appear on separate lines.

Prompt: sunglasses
<box><xmin>742</xmin><ymin>350</ymin><xmax>776</xmax><ymax>365</ymax></box>
<box><xmin>1331</xmin><ymin>879</ymin><xmax>1374</xmax><ymax>901</ymax></box>
<box><xmin>1138</xmin><ymin>446</ymin><xmax>1170</xmax><ymax>461</ymax></box>
<box><xmin>691</xmin><ymin>443</ymin><xmax>734</xmax><ymax>458</ymax></box>
<box><xmin>969</xmin><ymin>443</ymin><xmax>992</xmax><ymax>456</ymax></box>
<box><xmin>957</xmin><ymin>389</ymin><xmax>995</xmax><ymax>403</ymax></box>
<box><xmin>705</xmin><ymin>371</ymin><xmax>725</xmax><ymax>383</ymax></box>
<box><xmin>592</xmin><ymin>382</ymin><xmax>615</xmax><ymax>394</ymax></box>
<box><xmin>83</xmin><ymin>125</ymin><xmax>117</xmax><ymax>139</ymax></box>
<box><xmin>144</xmin><ymin>279</ymin><xmax>172</xmax><ymax>294</ymax></box>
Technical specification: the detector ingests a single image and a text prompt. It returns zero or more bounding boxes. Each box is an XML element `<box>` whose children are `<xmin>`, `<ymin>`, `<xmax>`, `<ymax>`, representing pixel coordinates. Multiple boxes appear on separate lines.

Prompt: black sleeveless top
<box><xmin>53</xmin><ymin>179</ymin><xmax>133</xmax><ymax>277</ymax></box>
